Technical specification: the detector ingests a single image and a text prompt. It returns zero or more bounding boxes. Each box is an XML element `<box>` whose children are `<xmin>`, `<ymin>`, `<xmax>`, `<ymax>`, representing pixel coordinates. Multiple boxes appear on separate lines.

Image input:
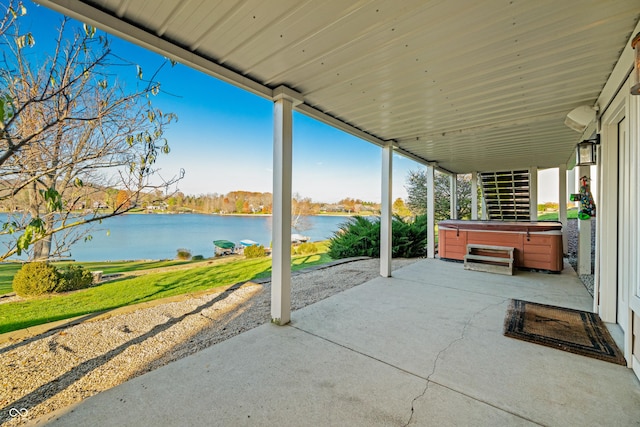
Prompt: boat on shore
<box><xmin>291</xmin><ymin>233</ymin><xmax>310</xmax><ymax>243</ymax></box>
<box><xmin>213</xmin><ymin>240</ymin><xmax>236</xmax><ymax>256</ymax></box>
<box><xmin>214</xmin><ymin>234</ymin><xmax>312</xmax><ymax>257</ymax></box>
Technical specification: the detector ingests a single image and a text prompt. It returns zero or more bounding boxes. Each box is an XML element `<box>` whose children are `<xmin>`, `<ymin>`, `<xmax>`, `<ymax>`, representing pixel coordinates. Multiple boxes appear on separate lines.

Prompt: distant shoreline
<box><xmin>0</xmin><ymin>210</ymin><xmax>372</xmax><ymax>218</ymax></box>
<box><xmin>139</xmin><ymin>212</ymin><xmax>368</xmax><ymax>218</ymax></box>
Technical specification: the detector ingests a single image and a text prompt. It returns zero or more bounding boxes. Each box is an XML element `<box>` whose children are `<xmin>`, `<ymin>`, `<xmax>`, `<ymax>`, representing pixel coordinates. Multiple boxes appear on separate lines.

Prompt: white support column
<box><xmin>480</xmin><ymin>172</ymin><xmax>488</xmax><ymax>220</ymax></box>
<box><xmin>471</xmin><ymin>171</ymin><xmax>479</xmax><ymax>220</ymax></box>
<box><xmin>427</xmin><ymin>164</ymin><xmax>436</xmax><ymax>258</ymax></box>
<box><xmin>567</xmin><ymin>167</ymin><xmax>576</xmax><ymax>209</ymax></box>
<box><xmin>271</xmin><ymin>86</ymin><xmax>302</xmax><ymax>326</ymax></box>
<box><xmin>529</xmin><ymin>166</ymin><xmax>538</xmax><ymax>221</ymax></box>
<box><xmin>558</xmin><ymin>164</ymin><xmax>568</xmax><ymax>254</ymax></box>
<box><xmin>578</xmin><ymin>165</ymin><xmax>592</xmax><ymax>276</ymax></box>
<box><xmin>449</xmin><ymin>173</ymin><xmax>457</xmax><ymax>219</ymax></box>
<box><xmin>380</xmin><ymin>143</ymin><xmax>393</xmax><ymax>277</ymax></box>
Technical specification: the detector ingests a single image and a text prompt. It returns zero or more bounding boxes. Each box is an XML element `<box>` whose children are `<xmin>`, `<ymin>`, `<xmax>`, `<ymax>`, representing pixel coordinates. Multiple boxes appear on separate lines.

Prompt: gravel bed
<box><xmin>565</xmin><ymin>218</ymin><xmax>595</xmax><ymax>296</ymax></box>
<box><xmin>0</xmin><ymin>258</ymin><xmax>418</xmax><ymax>426</ymax></box>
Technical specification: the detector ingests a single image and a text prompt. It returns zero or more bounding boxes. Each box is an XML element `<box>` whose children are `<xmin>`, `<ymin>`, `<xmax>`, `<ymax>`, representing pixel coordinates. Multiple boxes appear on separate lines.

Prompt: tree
<box><xmin>115</xmin><ymin>190</ymin><xmax>131</xmax><ymax>211</ymax></box>
<box><xmin>405</xmin><ymin>170</ymin><xmax>473</xmax><ymax>221</ymax></box>
<box><xmin>339</xmin><ymin>197</ymin><xmax>356</xmax><ymax>213</ymax></box>
<box><xmin>392</xmin><ymin>198</ymin><xmax>412</xmax><ymax>218</ymax></box>
<box><xmin>0</xmin><ymin>1</ymin><xmax>24</xmax><ymax>38</ymax></box>
<box><xmin>292</xmin><ymin>193</ymin><xmax>316</xmax><ymax>233</ymax></box>
<box><xmin>0</xmin><ymin>11</ymin><xmax>181</xmax><ymax>261</ymax></box>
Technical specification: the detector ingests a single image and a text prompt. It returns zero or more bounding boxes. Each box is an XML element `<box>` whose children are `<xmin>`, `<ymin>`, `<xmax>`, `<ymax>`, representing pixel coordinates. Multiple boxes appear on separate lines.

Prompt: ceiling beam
<box><xmin>597</xmin><ymin>18</ymin><xmax>640</xmax><ymax>118</ymax></box>
<box><xmin>393</xmin><ymin>147</ymin><xmax>454</xmax><ymax>175</ymax></box>
<box><xmin>36</xmin><ymin>0</ymin><xmax>400</xmax><ymax>156</ymax></box>
<box><xmin>34</xmin><ymin>0</ymin><xmax>274</xmax><ymax>100</ymax></box>
<box><xmin>295</xmin><ymin>103</ymin><xmax>386</xmax><ymax>147</ymax></box>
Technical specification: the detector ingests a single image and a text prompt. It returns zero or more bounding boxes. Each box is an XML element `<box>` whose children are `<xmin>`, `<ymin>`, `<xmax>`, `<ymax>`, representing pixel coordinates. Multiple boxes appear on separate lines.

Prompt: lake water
<box><xmin>2</xmin><ymin>214</ymin><xmax>351</xmax><ymax>262</ymax></box>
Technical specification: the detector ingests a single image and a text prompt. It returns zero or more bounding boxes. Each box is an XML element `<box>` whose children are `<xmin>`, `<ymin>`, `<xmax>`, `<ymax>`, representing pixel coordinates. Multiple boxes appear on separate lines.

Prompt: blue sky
<box><xmin>19</xmin><ymin>2</ymin><xmax>427</xmax><ymax>203</ymax></box>
<box><xmin>19</xmin><ymin>2</ymin><xmax>562</xmax><ymax>204</ymax></box>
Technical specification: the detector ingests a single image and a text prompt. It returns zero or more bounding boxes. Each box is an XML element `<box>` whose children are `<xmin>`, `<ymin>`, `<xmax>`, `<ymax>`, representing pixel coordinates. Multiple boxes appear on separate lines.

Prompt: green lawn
<box><xmin>537</xmin><ymin>207</ymin><xmax>579</xmax><ymax>221</ymax></box>
<box><xmin>0</xmin><ymin>263</ymin><xmax>21</xmax><ymax>295</ymax></box>
<box><xmin>0</xmin><ymin>259</ymin><xmax>200</xmax><ymax>296</ymax></box>
<box><xmin>0</xmin><ymin>252</ymin><xmax>332</xmax><ymax>334</ymax></box>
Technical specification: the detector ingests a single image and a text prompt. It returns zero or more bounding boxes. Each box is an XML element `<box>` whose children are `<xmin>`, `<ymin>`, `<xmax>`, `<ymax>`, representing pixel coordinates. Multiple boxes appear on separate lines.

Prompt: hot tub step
<box><xmin>464</xmin><ymin>244</ymin><xmax>514</xmax><ymax>275</ymax></box>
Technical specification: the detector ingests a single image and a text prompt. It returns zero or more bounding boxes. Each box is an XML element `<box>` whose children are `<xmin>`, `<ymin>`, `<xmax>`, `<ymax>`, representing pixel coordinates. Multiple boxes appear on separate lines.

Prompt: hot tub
<box><xmin>438</xmin><ymin>220</ymin><xmax>564</xmax><ymax>272</ymax></box>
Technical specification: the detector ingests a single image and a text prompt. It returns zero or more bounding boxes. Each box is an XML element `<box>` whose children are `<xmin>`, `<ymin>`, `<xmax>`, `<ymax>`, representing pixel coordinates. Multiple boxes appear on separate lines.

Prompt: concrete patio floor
<box><xmin>34</xmin><ymin>259</ymin><xmax>640</xmax><ymax>426</ymax></box>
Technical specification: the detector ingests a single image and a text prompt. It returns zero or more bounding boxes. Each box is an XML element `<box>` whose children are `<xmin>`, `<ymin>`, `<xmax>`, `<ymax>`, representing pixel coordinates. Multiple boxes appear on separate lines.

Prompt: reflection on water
<box><xmin>1</xmin><ymin>214</ymin><xmax>352</xmax><ymax>262</ymax></box>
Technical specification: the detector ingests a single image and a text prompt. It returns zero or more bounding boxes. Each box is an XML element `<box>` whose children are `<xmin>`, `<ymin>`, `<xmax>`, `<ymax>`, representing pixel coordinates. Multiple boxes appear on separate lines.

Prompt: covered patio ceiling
<box><xmin>37</xmin><ymin>0</ymin><xmax>640</xmax><ymax>173</ymax></box>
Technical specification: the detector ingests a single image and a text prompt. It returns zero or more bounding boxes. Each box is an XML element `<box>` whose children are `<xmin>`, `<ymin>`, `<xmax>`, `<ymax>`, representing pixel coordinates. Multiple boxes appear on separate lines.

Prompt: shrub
<box><xmin>176</xmin><ymin>248</ymin><xmax>192</xmax><ymax>260</ymax></box>
<box><xmin>57</xmin><ymin>265</ymin><xmax>95</xmax><ymax>292</ymax></box>
<box><xmin>12</xmin><ymin>262</ymin><xmax>61</xmax><ymax>297</ymax></box>
<box><xmin>328</xmin><ymin>215</ymin><xmax>427</xmax><ymax>259</ymax></box>
<box><xmin>389</xmin><ymin>214</ymin><xmax>428</xmax><ymax>258</ymax></box>
<box><xmin>296</xmin><ymin>242</ymin><xmax>318</xmax><ymax>255</ymax></box>
<box><xmin>328</xmin><ymin>216</ymin><xmax>380</xmax><ymax>259</ymax></box>
<box><xmin>192</xmin><ymin>255</ymin><xmax>204</xmax><ymax>261</ymax></box>
<box><xmin>244</xmin><ymin>244</ymin><xmax>266</xmax><ymax>258</ymax></box>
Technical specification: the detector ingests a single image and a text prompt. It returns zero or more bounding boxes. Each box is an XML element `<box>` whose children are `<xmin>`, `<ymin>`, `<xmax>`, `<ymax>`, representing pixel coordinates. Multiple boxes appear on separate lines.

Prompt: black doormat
<box><xmin>503</xmin><ymin>299</ymin><xmax>626</xmax><ymax>365</ymax></box>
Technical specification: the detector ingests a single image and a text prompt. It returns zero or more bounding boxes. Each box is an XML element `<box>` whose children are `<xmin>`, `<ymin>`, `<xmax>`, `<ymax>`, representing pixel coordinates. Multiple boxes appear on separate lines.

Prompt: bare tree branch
<box><xmin>0</xmin><ymin>15</ymin><xmax>181</xmax><ymax>261</ymax></box>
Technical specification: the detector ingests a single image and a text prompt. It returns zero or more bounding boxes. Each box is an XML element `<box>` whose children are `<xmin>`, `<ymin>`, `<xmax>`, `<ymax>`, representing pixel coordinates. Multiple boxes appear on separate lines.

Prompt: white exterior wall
<box><xmin>629</xmin><ymin>85</ymin><xmax>640</xmax><ymax>379</ymax></box>
<box><xmin>597</xmin><ymin>31</ymin><xmax>640</xmax><ymax>378</ymax></box>
<box><xmin>631</xmin><ymin>77</ymin><xmax>640</xmax><ymax>380</ymax></box>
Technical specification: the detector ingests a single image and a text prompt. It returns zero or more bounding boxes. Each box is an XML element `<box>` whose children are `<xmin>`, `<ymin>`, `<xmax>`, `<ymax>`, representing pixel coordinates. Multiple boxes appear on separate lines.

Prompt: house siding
<box><xmin>597</xmin><ymin>26</ymin><xmax>640</xmax><ymax>380</ymax></box>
